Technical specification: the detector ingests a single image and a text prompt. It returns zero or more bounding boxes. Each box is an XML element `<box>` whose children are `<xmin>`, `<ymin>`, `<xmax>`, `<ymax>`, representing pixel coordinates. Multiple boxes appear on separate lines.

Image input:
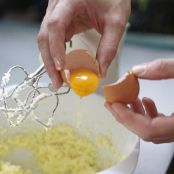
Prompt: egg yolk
<box><xmin>69</xmin><ymin>68</ymin><xmax>99</xmax><ymax>97</ymax></box>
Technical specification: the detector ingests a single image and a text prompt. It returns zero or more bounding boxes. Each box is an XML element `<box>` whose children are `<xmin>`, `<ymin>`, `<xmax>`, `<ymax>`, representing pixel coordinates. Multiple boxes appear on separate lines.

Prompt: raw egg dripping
<box><xmin>61</xmin><ymin>49</ymin><xmax>100</xmax><ymax>97</ymax></box>
<box><xmin>69</xmin><ymin>68</ymin><xmax>100</xmax><ymax>97</ymax></box>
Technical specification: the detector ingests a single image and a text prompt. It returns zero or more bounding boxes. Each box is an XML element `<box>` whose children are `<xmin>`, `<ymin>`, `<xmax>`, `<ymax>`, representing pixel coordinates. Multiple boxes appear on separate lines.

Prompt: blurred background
<box><xmin>0</xmin><ymin>0</ymin><xmax>47</xmax><ymax>22</ymax></box>
<box><xmin>131</xmin><ymin>0</ymin><xmax>174</xmax><ymax>34</ymax></box>
<box><xmin>0</xmin><ymin>0</ymin><xmax>174</xmax><ymax>34</ymax></box>
<box><xmin>0</xmin><ymin>0</ymin><xmax>174</xmax><ymax>174</ymax></box>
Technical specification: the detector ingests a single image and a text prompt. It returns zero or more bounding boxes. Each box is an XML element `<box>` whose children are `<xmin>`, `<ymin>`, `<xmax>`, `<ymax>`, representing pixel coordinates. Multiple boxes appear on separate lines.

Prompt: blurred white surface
<box><xmin>0</xmin><ymin>20</ymin><xmax>174</xmax><ymax>174</ymax></box>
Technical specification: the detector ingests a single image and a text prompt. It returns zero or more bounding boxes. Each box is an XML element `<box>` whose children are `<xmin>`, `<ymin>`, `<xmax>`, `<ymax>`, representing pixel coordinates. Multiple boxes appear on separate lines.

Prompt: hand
<box><xmin>37</xmin><ymin>0</ymin><xmax>131</xmax><ymax>88</ymax></box>
<box><xmin>105</xmin><ymin>58</ymin><xmax>174</xmax><ymax>143</ymax></box>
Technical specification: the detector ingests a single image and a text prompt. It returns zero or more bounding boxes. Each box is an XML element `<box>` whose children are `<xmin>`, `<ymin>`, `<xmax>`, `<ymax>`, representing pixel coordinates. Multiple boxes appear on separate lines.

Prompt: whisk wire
<box><xmin>0</xmin><ymin>64</ymin><xmax>70</xmax><ymax>128</ymax></box>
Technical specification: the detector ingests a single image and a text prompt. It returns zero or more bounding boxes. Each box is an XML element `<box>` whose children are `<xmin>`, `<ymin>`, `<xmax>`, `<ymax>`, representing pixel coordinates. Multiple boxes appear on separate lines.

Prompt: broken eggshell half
<box><xmin>61</xmin><ymin>49</ymin><xmax>100</xmax><ymax>83</ymax></box>
<box><xmin>103</xmin><ymin>71</ymin><xmax>139</xmax><ymax>104</ymax></box>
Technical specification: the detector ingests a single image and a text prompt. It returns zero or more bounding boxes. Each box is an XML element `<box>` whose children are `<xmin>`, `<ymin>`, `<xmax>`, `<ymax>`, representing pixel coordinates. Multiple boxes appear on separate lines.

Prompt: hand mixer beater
<box><xmin>0</xmin><ymin>64</ymin><xmax>70</xmax><ymax>128</ymax></box>
<box><xmin>0</xmin><ymin>42</ymin><xmax>101</xmax><ymax>128</ymax></box>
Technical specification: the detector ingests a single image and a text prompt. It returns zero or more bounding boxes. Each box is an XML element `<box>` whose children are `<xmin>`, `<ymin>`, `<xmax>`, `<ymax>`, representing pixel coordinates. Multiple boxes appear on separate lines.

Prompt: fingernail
<box><xmin>101</xmin><ymin>61</ymin><xmax>109</xmax><ymax>77</ymax></box>
<box><xmin>54</xmin><ymin>58</ymin><xmax>62</xmax><ymax>71</ymax></box>
<box><xmin>132</xmin><ymin>64</ymin><xmax>146</xmax><ymax>74</ymax></box>
<box><xmin>52</xmin><ymin>80</ymin><xmax>59</xmax><ymax>89</ymax></box>
<box><xmin>51</xmin><ymin>76</ymin><xmax>59</xmax><ymax>89</ymax></box>
<box><xmin>104</xmin><ymin>102</ymin><xmax>113</xmax><ymax>113</ymax></box>
<box><xmin>111</xmin><ymin>103</ymin><xmax>121</xmax><ymax>117</ymax></box>
<box><xmin>104</xmin><ymin>102</ymin><xmax>111</xmax><ymax>109</ymax></box>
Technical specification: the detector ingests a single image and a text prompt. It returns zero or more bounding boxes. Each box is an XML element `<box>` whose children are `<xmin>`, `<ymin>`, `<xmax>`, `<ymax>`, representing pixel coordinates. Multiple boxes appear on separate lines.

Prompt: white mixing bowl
<box><xmin>0</xmin><ymin>86</ymin><xmax>139</xmax><ymax>174</ymax></box>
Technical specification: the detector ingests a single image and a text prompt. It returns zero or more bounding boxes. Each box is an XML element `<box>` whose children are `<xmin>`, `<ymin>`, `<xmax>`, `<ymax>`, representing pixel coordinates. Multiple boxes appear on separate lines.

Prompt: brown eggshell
<box><xmin>103</xmin><ymin>71</ymin><xmax>139</xmax><ymax>104</ymax></box>
<box><xmin>61</xmin><ymin>49</ymin><xmax>100</xmax><ymax>83</ymax></box>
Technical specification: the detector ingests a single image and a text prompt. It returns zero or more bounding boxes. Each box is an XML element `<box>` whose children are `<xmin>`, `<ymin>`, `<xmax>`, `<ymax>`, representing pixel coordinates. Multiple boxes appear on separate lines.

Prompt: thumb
<box><xmin>132</xmin><ymin>59</ymin><xmax>174</xmax><ymax>80</ymax></box>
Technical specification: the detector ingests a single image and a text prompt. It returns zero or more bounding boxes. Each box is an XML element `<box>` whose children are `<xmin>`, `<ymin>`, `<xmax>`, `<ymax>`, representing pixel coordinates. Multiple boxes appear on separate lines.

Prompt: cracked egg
<box><xmin>61</xmin><ymin>49</ymin><xmax>100</xmax><ymax>97</ymax></box>
<box><xmin>103</xmin><ymin>71</ymin><xmax>139</xmax><ymax>104</ymax></box>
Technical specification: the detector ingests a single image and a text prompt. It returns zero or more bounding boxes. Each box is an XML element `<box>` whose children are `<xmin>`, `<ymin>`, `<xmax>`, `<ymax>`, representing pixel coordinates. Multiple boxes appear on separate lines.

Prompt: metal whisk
<box><xmin>0</xmin><ymin>64</ymin><xmax>70</xmax><ymax>128</ymax></box>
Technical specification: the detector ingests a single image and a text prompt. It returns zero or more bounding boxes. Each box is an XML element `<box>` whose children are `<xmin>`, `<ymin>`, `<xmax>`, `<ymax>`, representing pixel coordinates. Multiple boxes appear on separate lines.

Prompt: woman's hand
<box><xmin>105</xmin><ymin>59</ymin><xmax>174</xmax><ymax>143</ymax></box>
<box><xmin>37</xmin><ymin>0</ymin><xmax>131</xmax><ymax>88</ymax></box>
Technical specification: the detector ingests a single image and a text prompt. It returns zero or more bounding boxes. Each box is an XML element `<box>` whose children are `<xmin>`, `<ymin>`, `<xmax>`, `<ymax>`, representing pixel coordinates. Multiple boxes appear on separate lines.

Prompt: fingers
<box><xmin>97</xmin><ymin>26</ymin><xmax>119</xmax><ymax>77</ymax></box>
<box><xmin>38</xmin><ymin>0</ymin><xmax>131</xmax><ymax>86</ymax></box>
<box><xmin>148</xmin><ymin>115</ymin><xmax>174</xmax><ymax>143</ymax></box>
<box><xmin>38</xmin><ymin>5</ymin><xmax>63</xmax><ymax>88</ymax></box>
<box><xmin>129</xmin><ymin>97</ymin><xmax>158</xmax><ymax>118</ymax></box>
<box><xmin>47</xmin><ymin>0</ymin><xmax>89</xmax><ymax>69</ymax></box>
<box><xmin>38</xmin><ymin>32</ymin><xmax>63</xmax><ymax>88</ymax></box>
<box><xmin>38</xmin><ymin>0</ymin><xmax>77</xmax><ymax>87</ymax></box>
<box><xmin>96</xmin><ymin>0</ymin><xmax>130</xmax><ymax>77</ymax></box>
<box><xmin>142</xmin><ymin>97</ymin><xmax>158</xmax><ymax>118</ymax></box>
<box><xmin>130</xmin><ymin>98</ymin><xmax>145</xmax><ymax>115</ymax></box>
<box><xmin>97</xmin><ymin>20</ymin><xmax>125</xmax><ymax>77</ymax></box>
<box><xmin>132</xmin><ymin>59</ymin><xmax>174</xmax><ymax>80</ymax></box>
<box><xmin>105</xmin><ymin>101</ymin><xmax>174</xmax><ymax>144</ymax></box>
<box><xmin>38</xmin><ymin>0</ymin><xmax>89</xmax><ymax>87</ymax></box>
<box><xmin>47</xmin><ymin>1</ymin><xmax>75</xmax><ymax>69</ymax></box>
<box><xmin>105</xmin><ymin>102</ymin><xmax>150</xmax><ymax>138</ymax></box>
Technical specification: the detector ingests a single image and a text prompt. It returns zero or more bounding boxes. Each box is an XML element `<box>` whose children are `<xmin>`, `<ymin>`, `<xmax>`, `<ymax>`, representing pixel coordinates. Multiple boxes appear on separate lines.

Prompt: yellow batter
<box><xmin>0</xmin><ymin>124</ymin><xmax>118</xmax><ymax>174</ymax></box>
<box><xmin>0</xmin><ymin>160</ymin><xmax>31</xmax><ymax>174</ymax></box>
